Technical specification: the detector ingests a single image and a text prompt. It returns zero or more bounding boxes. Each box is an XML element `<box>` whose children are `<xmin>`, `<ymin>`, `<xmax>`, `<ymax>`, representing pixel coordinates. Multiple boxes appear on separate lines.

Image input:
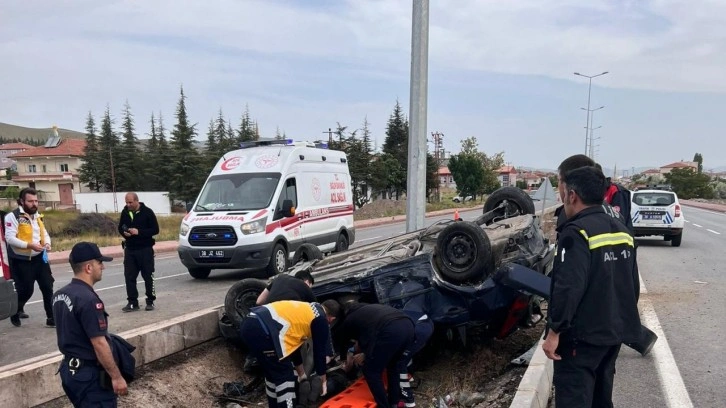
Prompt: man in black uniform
<box><xmin>555</xmin><ymin>154</ymin><xmax>657</xmax><ymax>357</ymax></box>
<box><xmin>338</xmin><ymin>302</ymin><xmax>416</xmax><ymax>408</ymax></box>
<box><xmin>543</xmin><ymin>166</ymin><xmax>642</xmax><ymax>407</ymax></box>
<box><xmin>256</xmin><ymin>269</ymin><xmax>316</xmax><ymax>305</ymax></box>
<box><xmin>118</xmin><ymin>192</ymin><xmax>159</xmax><ymax>312</ymax></box>
<box><xmin>53</xmin><ymin>242</ymin><xmax>128</xmax><ymax>406</ymax></box>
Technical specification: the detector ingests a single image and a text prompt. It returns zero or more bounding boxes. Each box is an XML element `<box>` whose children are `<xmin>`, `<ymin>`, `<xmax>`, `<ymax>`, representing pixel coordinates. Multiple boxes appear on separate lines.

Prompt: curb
<box><xmin>509</xmin><ymin>335</ymin><xmax>552</xmax><ymax>408</ymax></box>
<box><xmin>680</xmin><ymin>199</ymin><xmax>726</xmax><ymax>213</ymax></box>
<box><xmin>0</xmin><ymin>305</ymin><xmax>224</xmax><ymax>408</ymax></box>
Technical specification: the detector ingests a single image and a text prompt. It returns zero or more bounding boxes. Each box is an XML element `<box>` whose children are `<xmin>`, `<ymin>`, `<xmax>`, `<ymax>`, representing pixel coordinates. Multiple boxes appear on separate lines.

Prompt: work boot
<box><xmin>122</xmin><ymin>303</ymin><xmax>140</xmax><ymax>312</ymax></box>
<box><xmin>10</xmin><ymin>314</ymin><xmax>21</xmax><ymax>327</ymax></box>
<box><xmin>145</xmin><ymin>303</ymin><xmax>155</xmax><ymax>311</ymax></box>
<box><xmin>18</xmin><ymin>310</ymin><xmax>29</xmax><ymax>319</ymax></box>
<box><xmin>46</xmin><ymin>318</ymin><xmax>55</xmax><ymax>328</ymax></box>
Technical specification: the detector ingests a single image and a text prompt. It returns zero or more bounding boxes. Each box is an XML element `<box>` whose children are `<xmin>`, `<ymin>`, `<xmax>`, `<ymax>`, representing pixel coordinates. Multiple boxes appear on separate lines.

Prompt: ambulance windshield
<box><xmin>195</xmin><ymin>172</ymin><xmax>281</xmax><ymax>211</ymax></box>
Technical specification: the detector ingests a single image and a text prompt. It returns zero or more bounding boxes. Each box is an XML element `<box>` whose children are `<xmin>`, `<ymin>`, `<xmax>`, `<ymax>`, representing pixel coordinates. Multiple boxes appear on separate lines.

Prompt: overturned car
<box><xmin>222</xmin><ymin>187</ymin><xmax>555</xmax><ymax>344</ymax></box>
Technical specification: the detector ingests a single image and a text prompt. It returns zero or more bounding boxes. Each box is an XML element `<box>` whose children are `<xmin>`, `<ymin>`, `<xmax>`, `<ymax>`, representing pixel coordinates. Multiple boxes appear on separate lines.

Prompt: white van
<box><xmin>178</xmin><ymin>139</ymin><xmax>355</xmax><ymax>279</ymax></box>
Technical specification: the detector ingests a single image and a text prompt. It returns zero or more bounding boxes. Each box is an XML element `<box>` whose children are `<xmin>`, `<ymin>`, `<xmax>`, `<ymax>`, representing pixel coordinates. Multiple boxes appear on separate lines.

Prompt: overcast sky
<box><xmin>2</xmin><ymin>0</ymin><xmax>724</xmax><ymax>172</ymax></box>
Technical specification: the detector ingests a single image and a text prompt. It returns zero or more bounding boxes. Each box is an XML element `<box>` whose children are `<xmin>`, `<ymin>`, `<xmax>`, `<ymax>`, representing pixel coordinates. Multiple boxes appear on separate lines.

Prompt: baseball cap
<box><xmin>69</xmin><ymin>242</ymin><xmax>113</xmax><ymax>264</ymax></box>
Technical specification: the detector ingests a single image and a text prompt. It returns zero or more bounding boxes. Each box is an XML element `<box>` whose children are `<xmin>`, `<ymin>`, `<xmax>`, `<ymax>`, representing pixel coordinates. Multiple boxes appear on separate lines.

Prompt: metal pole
<box><xmin>585</xmin><ymin>77</ymin><xmax>592</xmax><ymax>155</ymax></box>
<box><xmin>406</xmin><ymin>0</ymin><xmax>429</xmax><ymax>232</ymax></box>
<box><xmin>110</xmin><ymin>147</ymin><xmax>117</xmax><ymax>213</ymax></box>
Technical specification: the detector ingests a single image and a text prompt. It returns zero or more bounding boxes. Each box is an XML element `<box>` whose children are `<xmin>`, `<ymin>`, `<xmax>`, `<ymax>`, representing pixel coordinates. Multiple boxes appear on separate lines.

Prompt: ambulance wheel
<box><xmin>188</xmin><ymin>267</ymin><xmax>211</xmax><ymax>279</ymax></box>
<box><xmin>224</xmin><ymin>278</ymin><xmax>267</xmax><ymax>329</ymax></box>
<box><xmin>292</xmin><ymin>243</ymin><xmax>324</xmax><ymax>265</ymax></box>
<box><xmin>266</xmin><ymin>243</ymin><xmax>288</xmax><ymax>276</ymax></box>
<box><xmin>335</xmin><ymin>233</ymin><xmax>349</xmax><ymax>253</ymax></box>
<box><xmin>483</xmin><ymin>187</ymin><xmax>536</xmax><ymax>216</ymax></box>
<box><xmin>434</xmin><ymin>221</ymin><xmax>492</xmax><ymax>283</ymax></box>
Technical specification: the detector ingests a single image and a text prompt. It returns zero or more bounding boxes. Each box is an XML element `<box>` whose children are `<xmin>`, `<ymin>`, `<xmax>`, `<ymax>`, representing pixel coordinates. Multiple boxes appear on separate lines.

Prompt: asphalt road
<box><xmin>2</xmin><ymin>204</ymin><xmax>537</xmax><ymax>367</ymax></box>
<box><xmin>612</xmin><ymin>205</ymin><xmax>726</xmax><ymax>407</ymax></box>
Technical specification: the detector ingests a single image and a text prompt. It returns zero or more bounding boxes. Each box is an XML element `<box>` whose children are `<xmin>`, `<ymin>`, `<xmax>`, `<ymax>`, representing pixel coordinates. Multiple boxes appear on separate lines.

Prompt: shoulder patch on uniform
<box><xmin>5</xmin><ymin>222</ymin><xmax>10</xmax><ymax>227</ymax></box>
<box><xmin>95</xmin><ymin>303</ymin><xmax>104</xmax><ymax>310</ymax></box>
<box><xmin>613</xmin><ymin>205</ymin><xmax>621</xmax><ymax>213</ymax></box>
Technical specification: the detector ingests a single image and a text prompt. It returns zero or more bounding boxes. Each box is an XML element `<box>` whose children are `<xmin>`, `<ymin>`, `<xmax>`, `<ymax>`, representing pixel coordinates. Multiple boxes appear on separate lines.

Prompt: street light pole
<box><xmin>580</xmin><ymin>105</ymin><xmax>604</xmax><ymax>156</ymax></box>
<box><xmin>574</xmin><ymin>71</ymin><xmax>608</xmax><ymax>157</ymax></box>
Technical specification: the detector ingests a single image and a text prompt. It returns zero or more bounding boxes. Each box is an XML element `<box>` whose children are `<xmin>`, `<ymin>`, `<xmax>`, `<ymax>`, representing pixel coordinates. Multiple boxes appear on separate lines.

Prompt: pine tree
<box><xmin>78</xmin><ymin>111</ymin><xmax>103</xmax><ymax>191</ymax></box>
<box><xmin>115</xmin><ymin>101</ymin><xmax>143</xmax><ymax>191</ymax></box>
<box><xmin>214</xmin><ymin>109</ymin><xmax>233</xmax><ymax>155</ymax></box>
<box><xmin>166</xmin><ymin>86</ymin><xmax>202</xmax><ymax>204</ymax></box>
<box><xmin>382</xmin><ymin>100</ymin><xmax>409</xmax><ymax>198</ymax></box>
<box><xmin>97</xmin><ymin>105</ymin><xmax>121</xmax><ymax>191</ymax></box>
<box><xmin>204</xmin><ymin>118</ymin><xmax>218</xmax><ymax>171</ymax></box>
<box><xmin>236</xmin><ymin>105</ymin><xmax>257</xmax><ymax>143</ymax></box>
<box><xmin>275</xmin><ymin>126</ymin><xmax>284</xmax><ymax>140</ymax></box>
<box><xmin>142</xmin><ymin>112</ymin><xmax>161</xmax><ymax>191</ymax></box>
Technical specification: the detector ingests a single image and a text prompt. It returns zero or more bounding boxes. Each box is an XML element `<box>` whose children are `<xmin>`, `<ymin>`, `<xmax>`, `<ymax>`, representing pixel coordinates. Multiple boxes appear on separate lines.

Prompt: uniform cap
<box><xmin>69</xmin><ymin>242</ymin><xmax>113</xmax><ymax>264</ymax></box>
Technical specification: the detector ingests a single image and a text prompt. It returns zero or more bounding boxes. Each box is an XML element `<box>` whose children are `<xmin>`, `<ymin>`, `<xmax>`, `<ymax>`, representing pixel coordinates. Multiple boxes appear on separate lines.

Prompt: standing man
<box><xmin>53</xmin><ymin>242</ymin><xmax>128</xmax><ymax>406</ymax></box>
<box><xmin>118</xmin><ymin>192</ymin><xmax>159</xmax><ymax>312</ymax></box>
<box><xmin>543</xmin><ymin>166</ymin><xmax>642</xmax><ymax>407</ymax></box>
<box><xmin>4</xmin><ymin>188</ymin><xmax>54</xmax><ymax>327</ymax></box>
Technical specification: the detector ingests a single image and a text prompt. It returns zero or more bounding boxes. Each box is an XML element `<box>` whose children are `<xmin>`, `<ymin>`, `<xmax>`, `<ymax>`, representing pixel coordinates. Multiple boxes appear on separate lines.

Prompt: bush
<box><xmin>61</xmin><ymin>213</ymin><xmax>118</xmax><ymax>237</ymax></box>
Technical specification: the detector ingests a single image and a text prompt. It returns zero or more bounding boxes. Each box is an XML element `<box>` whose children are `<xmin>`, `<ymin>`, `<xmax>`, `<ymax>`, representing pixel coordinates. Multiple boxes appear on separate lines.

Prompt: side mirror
<box><xmin>281</xmin><ymin>199</ymin><xmax>296</xmax><ymax>217</ymax></box>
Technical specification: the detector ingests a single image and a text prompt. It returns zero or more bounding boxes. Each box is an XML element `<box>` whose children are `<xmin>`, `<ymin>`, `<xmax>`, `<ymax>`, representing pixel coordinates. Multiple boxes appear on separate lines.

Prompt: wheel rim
<box><xmin>235</xmin><ymin>291</ymin><xmax>258</xmax><ymax>317</ymax></box>
<box><xmin>443</xmin><ymin>233</ymin><xmax>477</xmax><ymax>272</ymax></box>
<box><xmin>275</xmin><ymin>249</ymin><xmax>286</xmax><ymax>273</ymax></box>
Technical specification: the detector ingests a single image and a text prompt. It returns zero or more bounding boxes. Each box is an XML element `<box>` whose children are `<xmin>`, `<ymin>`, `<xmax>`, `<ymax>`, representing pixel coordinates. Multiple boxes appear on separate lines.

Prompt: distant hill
<box><xmin>0</xmin><ymin>122</ymin><xmax>86</xmax><ymax>144</ymax></box>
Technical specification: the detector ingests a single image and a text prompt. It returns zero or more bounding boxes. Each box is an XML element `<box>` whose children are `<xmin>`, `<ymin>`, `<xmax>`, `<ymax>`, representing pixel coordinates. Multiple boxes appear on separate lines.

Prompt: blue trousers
<box><xmin>59</xmin><ymin>361</ymin><xmax>117</xmax><ymax>408</ymax></box>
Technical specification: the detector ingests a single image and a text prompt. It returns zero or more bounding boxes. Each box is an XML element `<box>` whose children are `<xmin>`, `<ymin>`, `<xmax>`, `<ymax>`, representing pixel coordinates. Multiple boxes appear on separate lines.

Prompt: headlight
<box><xmin>179</xmin><ymin>223</ymin><xmax>190</xmax><ymax>236</ymax></box>
<box><xmin>241</xmin><ymin>219</ymin><xmax>266</xmax><ymax>235</ymax></box>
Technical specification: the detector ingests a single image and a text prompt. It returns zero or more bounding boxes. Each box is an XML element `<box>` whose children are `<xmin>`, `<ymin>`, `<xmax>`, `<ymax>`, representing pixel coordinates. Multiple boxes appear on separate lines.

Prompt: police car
<box><xmin>631</xmin><ymin>189</ymin><xmax>684</xmax><ymax>246</ymax></box>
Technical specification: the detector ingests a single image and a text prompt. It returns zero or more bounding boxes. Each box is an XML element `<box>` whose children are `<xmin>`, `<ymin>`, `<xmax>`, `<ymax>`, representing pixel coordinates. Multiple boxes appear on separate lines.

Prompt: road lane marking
<box><xmin>357</xmin><ymin>236</ymin><xmax>382</xmax><ymax>243</ymax></box>
<box><xmin>639</xmin><ymin>276</ymin><xmax>694</xmax><ymax>408</ymax></box>
<box><xmin>692</xmin><ymin>224</ymin><xmax>702</xmax><ymax>228</ymax></box>
<box><xmin>707</xmin><ymin>229</ymin><xmax>721</xmax><ymax>235</ymax></box>
<box><xmin>26</xmin><ymin>272</ymin><xmax>190</xmax><ymax>305</ymax></box>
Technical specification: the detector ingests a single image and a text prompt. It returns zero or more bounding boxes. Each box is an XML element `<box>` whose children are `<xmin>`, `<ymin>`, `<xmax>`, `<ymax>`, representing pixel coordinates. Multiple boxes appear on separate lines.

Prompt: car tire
<box><xmin>224</xmin><ymin>278</ymin><xmax>267</xmax><ymax>330</ymax></box>
<box><xmin>434</xmin><ymin>221</ymin><xmax>492</xmax><ymax>283</ymax></box>
<box><xmin>335</xmin><ymin>233</ymin><xmax>349</xmax><ymax>253</ymax></box>
<box><xmin>670</xmin><ymin>233</ymin><xmax>682</xmax><ymax>247</ymax></box>
<box><xmin>483</xmin><ymin>186</ymin><xmax>536</xmax><ymax>216</ymax></box>
<box><xmin>188</xmin><ymin>268</ymin><xmax>211</xmax><ymax>279</ymax></box>
<box><xmin>292</xmin><ymin>243</ymin><xmax>324</xmax><ymax>265</ymax></box>
<box><xmin>266</xmin><ymin>243</ymin><xmax>288</xmax><ymax>276</ymax></box>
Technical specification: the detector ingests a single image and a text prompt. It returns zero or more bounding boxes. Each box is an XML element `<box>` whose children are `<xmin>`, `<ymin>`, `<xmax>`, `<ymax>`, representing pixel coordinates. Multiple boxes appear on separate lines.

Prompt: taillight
<box><xmin>496</xmin><ymin>295</ymin><xmax>531</xmax><ymax>339</ymax></box>
<box><xmin>675</xmin><ymin>205</ymin><xmax>681</xmax><ymax>217</ymax></box>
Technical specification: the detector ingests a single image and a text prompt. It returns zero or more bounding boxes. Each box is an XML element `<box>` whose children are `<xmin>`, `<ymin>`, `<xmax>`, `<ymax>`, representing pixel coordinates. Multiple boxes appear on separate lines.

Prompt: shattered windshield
<box><xmin>195</xmin><ymin>172</ymin><xmax>281</xmax><ymax>211</ymax></box>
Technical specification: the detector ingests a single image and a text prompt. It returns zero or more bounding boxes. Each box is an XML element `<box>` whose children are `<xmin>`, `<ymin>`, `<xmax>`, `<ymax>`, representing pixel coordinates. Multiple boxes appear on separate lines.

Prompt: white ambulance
<box><xmin>178</xmin><ymin>139</ymin><xmax>355</xmax><ymax>279</ymax></box>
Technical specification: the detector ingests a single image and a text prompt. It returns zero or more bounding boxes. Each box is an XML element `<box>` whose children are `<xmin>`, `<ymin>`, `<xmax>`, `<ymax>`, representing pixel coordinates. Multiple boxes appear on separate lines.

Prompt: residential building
<box><xmin>0</xmin><ymin>142</ymin><xmax>34</xmax><ymax>171</ymax></box>
<box><xmin>438</xmin><ymin>166</ymin><xmax>456</xmax><ymax>189</ymax></box>
<box><xmin>496</xmin><ymin>165</ymin><xmax>518</xmax><ymax>187</ymax></box>
<box><xmin>659</xmin><ymin>161</ymin><xmax>698</xmax><ymax>174</ymax></box>
<box><xmin>9</xmin><ymin>132</ymin><xmax>86</xmax><ymax>205</ymax></box>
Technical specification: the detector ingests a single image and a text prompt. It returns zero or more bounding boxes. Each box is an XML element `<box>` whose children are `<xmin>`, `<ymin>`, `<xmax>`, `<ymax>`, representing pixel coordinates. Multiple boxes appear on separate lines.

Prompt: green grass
<box><xmin>39</xmin><ymin>211</ymin><xmax>185</xmax><ymax>252</ymax></box>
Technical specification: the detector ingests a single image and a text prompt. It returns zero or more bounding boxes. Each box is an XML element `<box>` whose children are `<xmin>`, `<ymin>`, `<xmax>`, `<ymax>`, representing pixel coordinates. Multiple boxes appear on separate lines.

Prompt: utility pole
<box><xmin>406</xmin><ymin>0</ymin><xmax>429</xmax><ymax>232</ymax></box>
<box><xmin>574</xmin><ymin>71</ymin><xmax>608</xmax><ymax>157</ymax></box>
<box><xmin>322</xmin><ymin>128</ymin><xmax>334</xmax><ymax>145</ymax></box>
<box><xmin>109</xmin><ymin>147</ymin><xmax>117</xmax><ymax>213</ymax></box>
<box><xmin>431</xmin><ymin>131</ymin><xmax>444</xmax><ymax>202</ymax></box>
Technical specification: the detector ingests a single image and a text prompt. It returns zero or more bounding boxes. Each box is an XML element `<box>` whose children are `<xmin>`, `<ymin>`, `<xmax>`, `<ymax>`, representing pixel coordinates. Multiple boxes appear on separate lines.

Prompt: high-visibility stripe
<box><xmin>578</xmin><ymin>230</ymin><xmax>634</xmax><ymax>249</ymax></box>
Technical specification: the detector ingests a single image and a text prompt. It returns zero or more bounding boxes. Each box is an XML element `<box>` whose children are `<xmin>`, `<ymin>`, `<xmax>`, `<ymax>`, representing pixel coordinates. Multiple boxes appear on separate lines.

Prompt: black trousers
<box><xmin>362</xmin><ymin>318</ymin><xmax>415</xmax><ymax>408</ymax></box>
<box><xmin>240</xmin><ymin>317</ymin><xmax>297</xmax><ymax>408</ymax></box>
<box><xmin>554</xmin><ymin>342</ymin><xmax>621</xmax><ymax>408</ymax></box>
<box><xmin>11</xmin><ymin>255</ymin><xmax>54</xmax><ymax>319</ymax></box>
<box><xmin>59</xmin><ymin>361</ymin><xmax>117</xmax><ymax>407</ymax></box>
<box><xmin>123</xmin><ymin>247</ymin><xmax>155</xmax><ymax>305</ymax></box>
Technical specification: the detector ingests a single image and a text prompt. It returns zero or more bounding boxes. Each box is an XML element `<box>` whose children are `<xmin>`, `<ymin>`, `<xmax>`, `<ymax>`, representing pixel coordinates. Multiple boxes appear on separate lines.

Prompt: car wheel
<box><xmin>224</xmin><ymin>278</ymin><xmax>267</xmax><ymax>330</ymax></box>
<box><xmin>292</xmin><ymin>243</ymin><xmax>324</xmax><ymax>265</ymax></box>
<box><xmin>671</xmin><ymin>233</ymin><xmax>682</xmax><ymax>247</ymax></box>
<box><xmin>335</xmin><ymin>233</ymin><xmax>349</xmax><ymax>253</ymax></box>
<box><xmin>266</xmin><ymin>243</ymin><xmax>288</xmax><ymax>276</ymax></box>
<box><xmin>434</xmin><ymin>221</ymin><xmax>492</xmax><ymax>283</ymax></box>
<box><xmin>483</xmin><ymin>186</ymin><xmax>536</xmax><ymax>216</ymax></box>
<box><xmin>188</xmin><ymin>268</ymin><xmax>211</xmax><ymax>279</ymax></box>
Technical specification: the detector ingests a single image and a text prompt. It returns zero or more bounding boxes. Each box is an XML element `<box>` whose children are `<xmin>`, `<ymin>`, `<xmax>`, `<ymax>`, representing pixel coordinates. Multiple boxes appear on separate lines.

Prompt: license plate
<box><xmin>199</xmin><ymin>250</ymin><xmax>225</xmax><ymax>258</ymax></box>
<box><xmin>643</xmin><ymin>214</ymin><xmax>662</xmax><ymax>220</ymax></box>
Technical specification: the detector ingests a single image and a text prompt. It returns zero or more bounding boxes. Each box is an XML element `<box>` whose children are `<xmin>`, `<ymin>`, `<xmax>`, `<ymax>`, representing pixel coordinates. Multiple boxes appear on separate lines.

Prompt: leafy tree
<box><xmin>448</xmin><ymin>154</ymin><xmax>484</xmax><ymax>199</ymax></box>
<box><xmin>97</xmin><ymin>105</ymin><xmax>121</xmax><ymax>191</ymax></box>
<box><xmin>370</xmin><ymin>153</ymin><xmax>404</xmax><ymax>199</ymax></box>
<box><xmin>114</xmin><ymin>101</ymin><xmax>143</xmax><ymax>191</ymax></box>
<box><xmin>382</xmin><ymin>100</ymin><xmax>409</xmax><ymax>198</ymax></box>
<box><xmin>664</xmin><ymin>168</ymin><xmax>714</xmax><ymax>199</ymax></box>
<box><xmin>450</xmin><ymin>137</ymin><xmax>504</xmax><ymax>198</ymax></box>
<box><xmin>693</xmin><ymin>153</ymin><xmax>703</xmax><ymax>174</ymax></box>
<box><xmin>425</xmin><ymin>153</ymin><xmax>439</xmax><ymax>200</ymax></box>
<box><xmin>166</xmin><ymin>86</ymin><xmax>203</xmax><ymax>204</ymax></box>
<box><xmin>516</xmin><ymin>180</ymin><xmax>528</xmax><ymax>190</ymax></box>
<box><xmin>78</xmin><ymin>111</ymin><xmax>103</xmax><ymax>191</ymax></box>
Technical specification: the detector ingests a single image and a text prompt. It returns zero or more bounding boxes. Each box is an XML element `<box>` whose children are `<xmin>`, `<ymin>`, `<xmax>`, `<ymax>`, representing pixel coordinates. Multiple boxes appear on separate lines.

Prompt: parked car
<box><xmin>631</xmin><ymin>189</ymin><xmax>684</xmax><ymax>246</ymax></box>
<box><xmin>451</xmin><ymin>195</ymin><xmax>473</xmax><ymax>203</ymax></box>
<box><xmin>222</xmin><ymin>187</ymin><xmax>554</xmax><ymax>345</ymax></box>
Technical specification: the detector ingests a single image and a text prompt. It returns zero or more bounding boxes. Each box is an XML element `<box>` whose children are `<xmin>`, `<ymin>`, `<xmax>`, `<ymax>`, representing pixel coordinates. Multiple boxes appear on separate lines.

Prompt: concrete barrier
<box><xmin>509</xmin><ymin>336</ymin><xmax>552</xmax><ymax>408</ymax></box>
<box><xmin>0</xmin><ymin>305</ymin><xmax>223</xmax><ymax>408</ymax></box>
